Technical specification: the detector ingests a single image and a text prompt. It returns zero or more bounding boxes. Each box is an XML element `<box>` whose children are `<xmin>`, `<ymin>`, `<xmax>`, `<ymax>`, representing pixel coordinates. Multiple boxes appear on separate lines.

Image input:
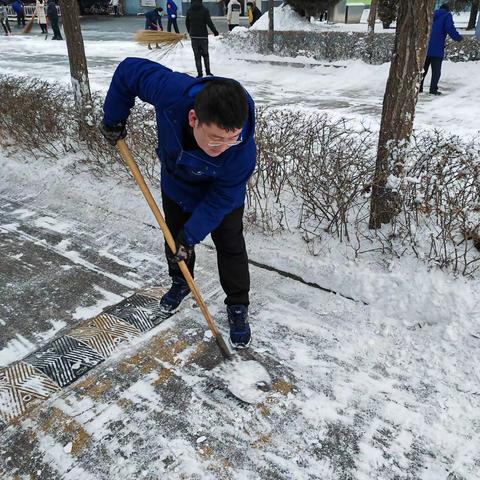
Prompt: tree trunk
<box><xmin>467</xmin><ymin>0</ymin><xmax>479</xmax><ymax>30</ymax></box>
<box><xmin>267</xmin><ymin>0</ymin><xmax>274</xmax><ymax>52</ymax></box>
<box><xmin>368</xmin><ymin>0</ymin><xmax>436</xmax><ymax>229</ymax></box>
<box><xmin>368</xmin><ymin>0</ymin><xmax>379</xmax><ymax>34</ymax></box>
<box><xmin>58</xmin><ymin>0</ymin><xmax>91</xmax><ymax>109</ymax></box>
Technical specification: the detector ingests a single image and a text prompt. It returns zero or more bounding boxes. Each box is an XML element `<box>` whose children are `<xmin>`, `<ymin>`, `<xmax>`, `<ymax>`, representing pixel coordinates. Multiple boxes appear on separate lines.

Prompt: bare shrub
<box><xmin>0</xmin><ymin>76</ymin><xmax>75</xmax><ymax>158</ymax></box>
<box><xmin>250</xmin><ymin>108</ymin><xmax>375</xmax><ymax>241</ymax></box>
<box><xmin>1</xmin><ymin>75</ymin><xmax>479</xmax><ymax>276</ymax></box>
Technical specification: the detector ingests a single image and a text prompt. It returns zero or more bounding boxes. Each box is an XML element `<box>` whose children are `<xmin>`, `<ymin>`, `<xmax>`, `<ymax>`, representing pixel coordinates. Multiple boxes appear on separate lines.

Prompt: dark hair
<box><xmin>439</xmin><ymin>3</ymin><xmax>450</xmax><ymax>10</ymax></box>
<box><xmin>194</xmin><ymin>80</ymin><xmax>249</xmax><ymax>131</ymax></box>
<box><xmin>247</xmin><ymin>2</ymin><xmax>253</xmax><ymax>6</ymax></box>
<box><xmin>156</xmin><ymin>6</ymin><xmax>163</xmax><ymax>11</ymax></box>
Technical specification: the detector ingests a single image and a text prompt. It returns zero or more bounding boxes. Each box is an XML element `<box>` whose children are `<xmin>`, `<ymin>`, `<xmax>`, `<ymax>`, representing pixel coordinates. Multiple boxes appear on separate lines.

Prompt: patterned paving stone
<box><xmin>68</xmin><ymin>313</ymin><xmax>141</xmax><ymax>358</ymax></box>
<box><xmin>0</xmin><ymin>362</ymin><xmax>60</xmax><ymax>423</ymax></box>
<box><xmin>138</xmin><ymin>286</ymin><xmax>167</xmax><ymax>300</ymax></box>
<box><xmin>105</xmin><ymin>292</ymin><xmax>167</xmax><ymax>331</ymax></box>
<box><xmin>24</xmin><ymin>336</ymin><xmax>104</xmax><ymax>388</ymax></box>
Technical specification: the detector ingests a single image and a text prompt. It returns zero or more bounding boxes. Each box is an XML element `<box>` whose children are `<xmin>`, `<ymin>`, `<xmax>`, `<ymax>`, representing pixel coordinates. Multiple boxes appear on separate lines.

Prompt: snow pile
<box><xmin>250</xmin><ymin>3</ymin><xmax>319</xmax><ymax>32</ymax></box>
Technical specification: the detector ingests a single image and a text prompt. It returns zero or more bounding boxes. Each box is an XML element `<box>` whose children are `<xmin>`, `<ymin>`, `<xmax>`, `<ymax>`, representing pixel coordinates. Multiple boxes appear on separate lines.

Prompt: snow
<box><xmin>1</xmin><ymin>16</ymin><xmax>480</xmax><ymax>480</ymax></box>
<box><xmin>249</xmin><ymin>4</ymin><xmax>318</xmax><ymax>32</ymax></box>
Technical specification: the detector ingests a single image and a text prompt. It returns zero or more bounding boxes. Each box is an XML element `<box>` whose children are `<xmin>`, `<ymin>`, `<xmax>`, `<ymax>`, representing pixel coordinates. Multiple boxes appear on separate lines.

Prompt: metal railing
<box><xmin>6</xmin><ymin>5</ymin><xmax>61</xmax><ymax>19</ymax></box>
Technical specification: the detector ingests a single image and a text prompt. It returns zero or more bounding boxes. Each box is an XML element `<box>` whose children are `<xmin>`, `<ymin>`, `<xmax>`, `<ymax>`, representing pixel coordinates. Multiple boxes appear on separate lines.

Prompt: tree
<box><xmin>378</xmin><ymin>0</ymin><xmax>399</xmax><ymax>28</ymax></box>
<box><xmin>267</xmin><ymin>0</ymin><xmax>274</xmax><ymax>52</ymax></box>
<box><xmin>284</xmin><ymin>0</ymin><xmax>340</xmax><ymax>19</ymax></box>
<box><xmin>369</xmin><ymin>0</ymin><xmax>436</xmax><ymax>229</ymax></box>
<box><xmin>467</xmin><ymin>0</ymin><xmax>479</xmax><ymax>30</ymax></box>
<box><xmin>58</xmin><ymin>0</ymin><xmax>91</xmax><ymax>110</ymax></box>
<box><xmin>368</xmin><ymin>0</ymin><xmax>379</xmax><ymax>34</ymax></box>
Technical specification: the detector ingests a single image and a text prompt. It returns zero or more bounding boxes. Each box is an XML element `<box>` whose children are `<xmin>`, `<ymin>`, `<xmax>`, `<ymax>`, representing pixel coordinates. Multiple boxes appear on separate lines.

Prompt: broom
<box><xmin>23</xmin><ymin>11</ymin><xmax>36</xmax><ymax>34</ymax></box>
<box><xmin>134</xmin><ymin>30</ymin><xmax>187</xmax><ymax>54</ymax></box>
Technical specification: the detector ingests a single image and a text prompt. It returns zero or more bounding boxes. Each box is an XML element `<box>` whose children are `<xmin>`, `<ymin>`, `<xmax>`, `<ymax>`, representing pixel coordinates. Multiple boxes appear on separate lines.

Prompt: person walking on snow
<box><xmin>36</xmin><ymin>0</ymin><xmax>48</xmax><ymax>34</ymax></box>
<box><xmin>12</xmin><ymin>0</ymin><xmax>25</xmax><ymax>27</ymax></box>
<box><xmin>100</xmin><ymin>58</ymin><xmax>255</xmax><ymax>349</ymax></box>
<box><xmin>0</xmin><ymin>2</ymin><xmax>12</xmax><ymax>35</ymax></box>
<box><xmin>186</xmin><ymin>0</ymin><xmax>219</xmax><ymax>78</ymax></box>
<box><xmin>110</xmin><ymin>0</ymin><xmax>120</xmax><ymax>17</ymax></box>
<box><xmin>167</xmin><ymin>0</ymin><xmax>179</xmax><ymax>33</ymax></box>
<box><xmin>420</xmin><ymin>3</ymin><xmax>463</xmax><ymax>95</ymax></box>
<box><xmin>47</xmin><ymin>0</ymin><xmax>62</xmax><ymax>40</ymax></box>
<box><xmin>246</xmin><ymin>1</ymin><xmax>261</xmax><ymax>27</ymax></box>
<box><xmin>227</xmin><ymin>0</ymin><xmax>241</xmax><ymax>31</ymax></box>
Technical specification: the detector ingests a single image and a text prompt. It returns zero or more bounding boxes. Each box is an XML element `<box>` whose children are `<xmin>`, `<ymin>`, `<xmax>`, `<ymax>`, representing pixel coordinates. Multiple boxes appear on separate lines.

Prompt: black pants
<box><xmin>167</xmin><ymin>18</ymin><xmax>179</xmax><ymax>33</ymax></box>
<box><xmin>51</xmin><ymin>19</ymin><xmax>62</xmax><ymax>39</ymax></box>
<box><xmin>17</xmin><ymin>12</ymin><xmax>25</xmax><ymax>26</ymax></box>
<box><xmin>40</xmin><ymin>23</ymin><xmax>47</xmax><ymax>33</ymax></box>
<box><xmin>1</xmin><ymin>18</ymin><xmax>11</xmax><ymax>34</ymax></box>
<box><xmin>421</xmin><ymin>56</ymin><xmax>443</xmax><ymax>93</ymax></box>
<box><xmin>191</xmin><ymin>38</ymin><xmax>211</xmax><ymax>76</ymax></box>
<box><xmin>162</xmin><ymin>192</ymin><xmax>250</xmax><ymax>306</ymax></box>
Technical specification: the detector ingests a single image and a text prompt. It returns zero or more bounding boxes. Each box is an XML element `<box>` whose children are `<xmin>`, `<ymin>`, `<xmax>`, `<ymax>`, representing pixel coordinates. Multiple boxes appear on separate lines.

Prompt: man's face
<box><xmin>188</xmin><ymin>109</ymin><xmax>243</xmax><ymax>157</ymax></box>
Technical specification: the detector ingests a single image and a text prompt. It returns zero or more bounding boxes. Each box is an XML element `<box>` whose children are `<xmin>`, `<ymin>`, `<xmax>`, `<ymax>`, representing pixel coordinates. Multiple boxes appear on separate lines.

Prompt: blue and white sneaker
<box><xmin>159</xmin><ymin>276</ymin><xmax>190</xmax><ymax>314</ymax></box>
<box><xmin>227</xmin><ymin>304</ymin><xmax>251</xmax><ymax>349</ymax></box>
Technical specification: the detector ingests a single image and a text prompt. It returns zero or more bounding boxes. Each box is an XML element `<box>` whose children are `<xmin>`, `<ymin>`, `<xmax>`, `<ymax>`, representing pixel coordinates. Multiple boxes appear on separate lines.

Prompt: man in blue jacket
<box><xmin>167</xmin><ymin>0</ymin><xmax>179</xmax><ymax>33</ymax></box>
<box><xmin>100</xmin><ymin>58</ymin><xmax>255</xmax><ymax>349</ymax></box>
<box><xmin>420</xmin><ymin>3</ymin><xmax>463</xmax><ymax>95</ymax></box>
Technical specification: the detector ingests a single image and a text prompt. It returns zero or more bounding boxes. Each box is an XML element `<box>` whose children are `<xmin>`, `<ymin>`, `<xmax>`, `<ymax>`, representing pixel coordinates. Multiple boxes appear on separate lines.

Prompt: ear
<box><xmin>188</xmin><ymin>109</ymin><xmax>197</xmax><ymax>129</ymax></box>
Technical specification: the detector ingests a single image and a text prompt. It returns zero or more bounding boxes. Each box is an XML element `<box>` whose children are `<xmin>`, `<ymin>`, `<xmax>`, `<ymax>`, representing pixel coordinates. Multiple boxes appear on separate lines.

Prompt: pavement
<box><xmin>0</xmin><ymin>189</ymin><xmax>354</xmax><ymax>480</ymax></box>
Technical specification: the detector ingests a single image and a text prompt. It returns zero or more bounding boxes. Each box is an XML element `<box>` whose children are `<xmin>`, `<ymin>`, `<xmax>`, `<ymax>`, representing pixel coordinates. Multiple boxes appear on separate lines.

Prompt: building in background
<box><xmin>329</xmin><ymin>0</ymin><xmax>371</xmax><ymax>24</ymax></box>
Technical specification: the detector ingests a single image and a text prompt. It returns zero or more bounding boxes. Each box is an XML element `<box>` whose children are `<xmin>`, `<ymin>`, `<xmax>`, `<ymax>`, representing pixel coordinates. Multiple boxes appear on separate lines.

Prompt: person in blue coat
<box><xmin>420</xmin><ymin>4</ymin><xmax>463</xmax><ymax>95</ymax></box>
<box><xmin>100</xmin><ymin>58</ymin><xmax>256</xmax><ymax>349</ymax></box>
<box><xmin>12</xmin><ymin>0</ymin><xmax>25</xmax><ymax>27</ymax></box>
<box><xmin>166</xmin><ymin>0</ymin><xmax>179</xmax><ymax>33</ymax></box>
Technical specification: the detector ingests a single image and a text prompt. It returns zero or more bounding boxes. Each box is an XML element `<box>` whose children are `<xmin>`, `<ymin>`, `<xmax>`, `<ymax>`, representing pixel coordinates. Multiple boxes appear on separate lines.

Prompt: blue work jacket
<box><xmin>103</xmin><ymin>58</ymin><xmax>256</xmax><ymax>246</ymax></box>
<box><xmin>427</xmin><ymin>8</ymin><xmax>462</xmax><ymax>58</ymax></box>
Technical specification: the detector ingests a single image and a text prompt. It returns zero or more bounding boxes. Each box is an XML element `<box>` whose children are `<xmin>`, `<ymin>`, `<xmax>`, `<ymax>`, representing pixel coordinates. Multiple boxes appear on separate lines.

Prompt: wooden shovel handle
<box><xmin>116</xmin><ymin>139</ymin><xmax>232</xmax><ymax>359</ymax></box>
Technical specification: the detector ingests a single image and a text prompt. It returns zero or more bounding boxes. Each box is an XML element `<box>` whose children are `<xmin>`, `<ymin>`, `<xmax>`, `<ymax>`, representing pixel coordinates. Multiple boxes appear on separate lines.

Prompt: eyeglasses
<box><xmin>196</xmin><ymin>122</ymin><xmax>243</xmax><ymax>147</ymax></box>
<box><xmin>207</xmin><ymin>136</ymin><xmax>243</xmax><ymax>148</ymax></box>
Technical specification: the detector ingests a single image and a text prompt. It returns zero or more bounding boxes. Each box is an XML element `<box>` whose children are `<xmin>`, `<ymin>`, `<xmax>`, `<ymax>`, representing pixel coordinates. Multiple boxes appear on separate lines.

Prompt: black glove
<box><xmin>213</xmin><ymin>31</ymin><xmax>219</xmax><ymax>37</ymax></box>
<box><xmin>100</xmin><ymin>120</ymin><xmax>127</xmax><ymax>146</ymax></box>
<box><xmin>172</xmin><ymin>230</ymin><xmax>194</xmax><ymax>263</ymax></box>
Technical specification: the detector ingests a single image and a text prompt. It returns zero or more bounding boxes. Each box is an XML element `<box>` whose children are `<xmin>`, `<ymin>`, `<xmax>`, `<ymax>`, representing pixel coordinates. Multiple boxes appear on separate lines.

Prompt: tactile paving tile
<box><xmin>0</xmin><ymin>363</ymin><xmax>60</xmax><ymax>423</ymax></box>
<box><xmin>68</xmin><ymin>313</ymin><xmax>141</xmax><ymax>358</ymax></box>
<box><xmin>105</xmin><ymin>293</ymin><xmax>168</xmax><ymax>331</ymax></box>
<box><xmin>24</xmin><ymin>336</ymin><xmax>104</xmax><ymax>388</ymax></box>
<box><xmin>138</xmin><ymin>286</ymin><xmax>167</xmax><ymax>300</ymax></box>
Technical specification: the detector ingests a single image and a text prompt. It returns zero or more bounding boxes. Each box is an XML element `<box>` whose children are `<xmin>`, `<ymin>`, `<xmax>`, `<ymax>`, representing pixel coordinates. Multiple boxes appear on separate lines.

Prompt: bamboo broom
<box><xmin>134</xmin><ymin>30</ymin><xmax>187</xmax><ymax>45</ymax></box>
<box><xmin>23</xmin><ymin>11</ymin><xmax>36</xmax><ymax>34</ymax></box>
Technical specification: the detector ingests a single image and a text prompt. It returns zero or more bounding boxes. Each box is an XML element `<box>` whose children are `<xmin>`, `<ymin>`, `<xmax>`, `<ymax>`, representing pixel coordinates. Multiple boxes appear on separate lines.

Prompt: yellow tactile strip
<box><xmin>0</xmin><ymin>287</ymin><xmax>166</xmax><ymax>428</ymax></box>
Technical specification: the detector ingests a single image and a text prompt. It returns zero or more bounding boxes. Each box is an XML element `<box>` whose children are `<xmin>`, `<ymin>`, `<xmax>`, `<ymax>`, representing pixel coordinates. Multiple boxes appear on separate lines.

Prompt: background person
<box><xmin>47</xmin><ymin>0</ymin><xmax>62</xmax><ymax>40</ymax></box>
<box><xmin>12</xmin><ymin>0</ymin><xmax>25</xmax><ymax>27</ymax></box>
<box><xmin>186</xmin><ymin>0</ymin><xmax>219</xmax><ymax>78</ymax></box>
<box><xmin>420</xmin><ymin>3</ymin><xmax>463</xmax><ymax>95</ymax></box>
<box><xmin>145</xmin><ymin>6</ymin><xmax>164</xmax><ymax>31</ymax></box>
<box><xmin>0</xmin><ymin>1</ymin><xmax>12</xmax><ymax>35</ymax></box>
<box><xmin>36</xmin><ymin>0</ymin><xmax>48</xmax><ymax>34</ymax></box>
<box><xmin>227</xmin><ymin>0</ymin><xmax>241</xmax><ymax>31</ymax></box>
<box><xmin>246</xmin><ymin>1</ymin><xmax>261</xmax><ymax>27</ymax></box>
<box><xmin>166</xmin><ymin>0</ymin><xmax>179</xmax><ymax>33</ymax></box>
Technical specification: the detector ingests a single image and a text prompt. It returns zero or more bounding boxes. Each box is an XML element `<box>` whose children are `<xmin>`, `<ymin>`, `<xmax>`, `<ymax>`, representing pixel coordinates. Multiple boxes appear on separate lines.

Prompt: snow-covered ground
<box><xmin>1</xmin><ymin>17</ymin><xmax>480</xmax><ymax>480</ymax></box>
<box><xmin>1</xmin><ymin>30</ymin><xmax>479</xmax><ymax>136</ymax></box>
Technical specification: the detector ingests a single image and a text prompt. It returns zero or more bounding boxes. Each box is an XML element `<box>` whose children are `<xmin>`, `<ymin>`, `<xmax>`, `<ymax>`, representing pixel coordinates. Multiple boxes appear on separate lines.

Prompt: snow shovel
<box><xmin>116</xmin><ymin>139</ymin><xmax>272</xmax><ymax>403</ymax></box>
<box><xmin>116</xmin><ymin>139</ymin><xmax>232</xmax><ymax>360</ymax></box>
